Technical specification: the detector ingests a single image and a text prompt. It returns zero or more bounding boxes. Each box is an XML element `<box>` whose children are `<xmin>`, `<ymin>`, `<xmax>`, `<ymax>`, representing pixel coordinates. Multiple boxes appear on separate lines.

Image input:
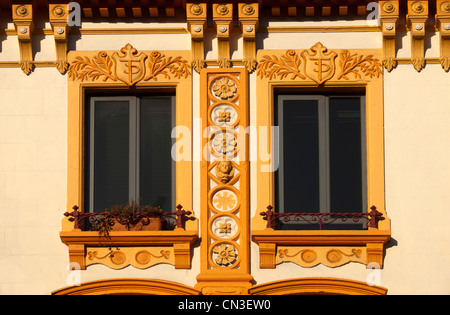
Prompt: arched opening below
<box><xmin>52</xmin><ymin>278</ymin><xmax>201</xmax><ymax>295</ymax></box>
<box><xmin>249</xmin><ymin>277</ymin><xmax>387</xmax><ymax>295</ymax></box>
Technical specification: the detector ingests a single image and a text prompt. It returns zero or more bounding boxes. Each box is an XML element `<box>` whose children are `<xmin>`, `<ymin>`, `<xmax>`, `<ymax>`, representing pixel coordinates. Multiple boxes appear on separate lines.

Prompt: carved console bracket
<box><xmin>187</xmin><ymin>3</ymin><xmax>207</xmax><ymax>73</ymax></box>
<box><xmin>252</xmin><ymin>231</ymin><xmax>391</xmax><ymax>269</ymax></box>
<box><xmin>407</xmin><ymin>0</ymin><xmax>429</xmax><ymax>71</ymax></box>
<box><xmin>238</xmin><ymin>3</ymin><xmax>259</xmax><ymax>72</ymax></box>
<box><xmin>436</xmin><ymin>0</ymin><xmax>450</xmax><ymax>71</ymax></box>
<box><xmin>60</xmin><ymin>230</ymin><xmax>198</xmax><ymax>270</ymax></box>
<box><xmin>379</xmin><ymin>1</ymin><xmax>400</xmax><ymax>71</ymax></box>
<box><xmin>12</xmin><ymin>4</ymin><xmax>34</xmax><ymax>75</ymax></box>
<box><xmin>49</xmin><ymin>4</ymin><xmax>70</xmax><ymax>74</ymax></box>
<box><xmin>213</xmin><ymin>3</ymin><xmax>233</xmax><ymax>68</ymax></box>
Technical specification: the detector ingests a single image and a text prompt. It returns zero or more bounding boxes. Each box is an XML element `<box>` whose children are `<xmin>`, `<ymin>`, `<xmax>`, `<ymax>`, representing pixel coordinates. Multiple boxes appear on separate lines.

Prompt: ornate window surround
<box><xmin>60</xmin><ymin>44</ymin><xmax>198</xmax><ymax>270</ymax></box>
<box><xmin>251</xmin><ymin>42</ymin><xmax>392</xmax><ymax>270</ymax></box>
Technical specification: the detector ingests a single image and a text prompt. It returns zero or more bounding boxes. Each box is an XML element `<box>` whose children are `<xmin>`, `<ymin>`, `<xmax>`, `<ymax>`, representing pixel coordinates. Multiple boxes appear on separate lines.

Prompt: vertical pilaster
<box><xmin>196</xmin><ymin>68</ymin><xmax>252</xmax><ymax>295</ymax></box>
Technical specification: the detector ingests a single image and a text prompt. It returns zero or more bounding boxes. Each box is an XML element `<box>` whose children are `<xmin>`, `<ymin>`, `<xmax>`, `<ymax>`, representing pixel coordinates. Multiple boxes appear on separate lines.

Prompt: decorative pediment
<box><xmin>256</xmin><ymin>42</ymin><xmax>382</xmax><ymax>85</ymax></box>
<box><xmin>68</xmin><ymin>44</ymin><xmax>191</xmax><ymax>86</ymax></box>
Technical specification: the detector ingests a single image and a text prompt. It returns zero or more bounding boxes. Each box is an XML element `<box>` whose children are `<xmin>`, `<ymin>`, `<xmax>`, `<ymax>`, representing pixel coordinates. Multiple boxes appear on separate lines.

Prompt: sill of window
<box><xmin>251</xmin><ymin>229</ymin><xmax>391</xmax><ymax>269</ymax></box>
<box><xmin>60</xmin><ymin>229</ymin><xmax>198</xmax><ymax>270</ymax></box>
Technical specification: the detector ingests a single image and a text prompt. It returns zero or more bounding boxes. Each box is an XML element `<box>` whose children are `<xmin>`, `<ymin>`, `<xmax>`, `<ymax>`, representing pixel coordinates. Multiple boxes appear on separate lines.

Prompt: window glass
<box><xmin>139</xmin><ymin>97</ymin><xmax>173</xmax><ymax>211</ymax></box>
<box><xmin>276</xmin><ymin>95</ymin><xmax>365</xmax><ymax>230</ymax></box>
<box><xmin>329</xmin><ymin>98</ymin><xmax>362</xmax><ymax>213</ymax></box>
<box><xmin>93</xmin><ymin>101</ymin><xmax>130</xmax><ymax>212</ymax></box>
<box><xmin>86</xmin><ymin>96</ymin><xmax>174</xmax><ymax>213</ymax></box>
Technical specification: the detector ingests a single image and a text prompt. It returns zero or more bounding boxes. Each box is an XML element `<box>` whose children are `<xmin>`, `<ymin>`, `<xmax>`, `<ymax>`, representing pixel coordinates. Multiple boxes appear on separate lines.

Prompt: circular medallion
<box><xmin>211</xmin><ymin>242</ymin><xmax>238</xmax><ymax>267</ymax></box>
<box><xmin>326</xmin><ymin>250</ymin><xmax>343</xmax><ymax>263</ymax></box>
<box><xmin>216</xmin><ymin>4</ymin><xmax>229</xmax><ymax>15</ymax></box>
<box><xmin>190</xmin><ymin>4</ymin><xmax>203</xmax><ymax>15</ymax></box>
<box><xmin>442</xmin><ymin>2</ymin><xmax>450</xmax><ymax>13</ymax></box>
<box><xmin>211</xmin><ymin>215</ymin><xmax>238</xmax><ymax>239</ymax></box>
<box><xmin>210</xmin><ymin>104</ymin><xmax>238</xmax><ymax>127</ymax></box>
<box><xmin>135</xmin><ymin>250</ymin><xmax>152</xmax><ymax>265</ymax></box>
<box><xmin>301</xmin><ymin>250</ymin><xmax>317</xmax><ymax>263</ymax></box>
<box><xmin>211</xmin><ymin>77</ymin><xmax>238</xmax><ymax>100</ymax></box>
<box><xmin>16</xmin><ymin>5</ymin><xmax>30</xmax><ymax>17</ymax></box>
<box><xmin>382</xmin><ymin>2</ymin><xmax>396</xmax><ymax>14</ymax></box>
<box><xmin>52</xmin><ymin>6</ymin><xmax>66</xmax><ymax>18</ymax></box>
<box><xmin>242</xmin><ymin>4</ymin><xmax>256</xmax><ymax>16</ymax></box>
<box><xmin>411</xmin><ymin>2</ymin><xmax>425</xmax><ymax>14</ymax></box>
<box><xmin>109</xmin><ymin>251</ymin><xmax>126</xmax><ymax>265</ymax></box>
<box><xmin>210</xmin><ymin>131</ymin><xmax>238</xmax><ymax>156</ymax></box>
<box><xmin>212</xmin><ymin>189</ymin><xmax>238</xmax><ymax>212</ymax></box>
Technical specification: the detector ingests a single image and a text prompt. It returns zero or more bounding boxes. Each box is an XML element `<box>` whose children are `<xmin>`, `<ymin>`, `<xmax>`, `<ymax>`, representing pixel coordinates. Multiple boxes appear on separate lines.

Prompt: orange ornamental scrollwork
<box><xmin>256</xmin><ymin>42</ymin><xmax>382</xmax><ymax>85</ymax></box>
<box><xmin>68</xmin><ymin>44</ymin><xmax>191</xmax><ymax>86</ymax></box>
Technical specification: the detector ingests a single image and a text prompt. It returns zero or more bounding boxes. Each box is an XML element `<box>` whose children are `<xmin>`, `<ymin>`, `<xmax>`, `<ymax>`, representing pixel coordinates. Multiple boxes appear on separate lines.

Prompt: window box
<box><xmin>61</xmin><ymin>205</ymin><xmax>198</xmax><ymax>270</ymax></box>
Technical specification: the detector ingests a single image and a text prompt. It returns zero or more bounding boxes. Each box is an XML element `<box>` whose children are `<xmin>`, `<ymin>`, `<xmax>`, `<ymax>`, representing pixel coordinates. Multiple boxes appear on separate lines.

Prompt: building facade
<box><xmin>0</xmin><ymin>0</ymin><xmax>449</xmax><ymax>295</ymax></box>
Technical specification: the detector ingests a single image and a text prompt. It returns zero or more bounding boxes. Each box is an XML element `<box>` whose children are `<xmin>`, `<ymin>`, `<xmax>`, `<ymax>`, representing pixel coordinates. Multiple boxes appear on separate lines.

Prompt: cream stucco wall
<box><xmin>0</xmin><ymin>18</ymin><xmax>449</xmax><ymax>294</ymax></box>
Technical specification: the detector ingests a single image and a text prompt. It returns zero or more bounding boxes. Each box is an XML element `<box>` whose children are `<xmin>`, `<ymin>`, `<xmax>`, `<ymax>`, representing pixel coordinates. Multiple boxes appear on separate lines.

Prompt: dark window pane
<box><xmin>279</xmin><ymin>99</ymin><xmax>320</xmax><ymax>212</ymax></box>
<box><xmin>329</xmin><ymin>98</ymin><xmax>362</xmax><ymax>213</ymax></box>
<box><xmin>139</xmin><ymin>97</ymin><xmax>173</xmax><ymax>212</ymax></box>
<box><xmin>93</xmin><ymin>101</ymin><xmax>130</xmax><ymax>212</ymax></box>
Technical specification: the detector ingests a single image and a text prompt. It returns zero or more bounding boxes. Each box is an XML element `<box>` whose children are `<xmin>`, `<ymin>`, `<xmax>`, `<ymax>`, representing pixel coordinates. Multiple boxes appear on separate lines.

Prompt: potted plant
<box><xmin>93</xmin><ymin>201</ymin><xmax>164</xmax><ymax>237</ymax></box>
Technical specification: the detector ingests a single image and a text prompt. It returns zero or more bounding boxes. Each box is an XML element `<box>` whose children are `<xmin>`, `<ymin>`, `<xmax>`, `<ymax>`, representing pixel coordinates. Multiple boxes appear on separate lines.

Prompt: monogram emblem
<box><xmin>113</xmin><ymin>44</ymin><xmax>147</xmax><ymax>86</ymax></box>
<box><xmin>301</xmin><ymin>42</ymin><xmax>337</xmax><ymax>85</ymax></box>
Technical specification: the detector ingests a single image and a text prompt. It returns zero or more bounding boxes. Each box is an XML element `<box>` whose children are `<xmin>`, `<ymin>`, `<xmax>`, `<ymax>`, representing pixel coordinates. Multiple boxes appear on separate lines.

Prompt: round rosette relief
<box><xmin>210</xmin><ymin>241</ymin><xmax>240</xmax><ymax>268</ymax></box>
<box><xmin>209</xmin><ymin>75</ymin><xmax>239</xmax><ymax>102</ymax></box>
<box><xmin>210</xmin><ymin>214</ymin><xmax>239</xmax><ymax>240</ymax></box>
<box><xmin>209</xmin><ymin>104</ymin><xmax>239</xmax><ymax>127</ymax></box>
<box><xmin>210</xmin><ymin>188</ymin><xmax>239</xmax><ymax>213</ymax></box>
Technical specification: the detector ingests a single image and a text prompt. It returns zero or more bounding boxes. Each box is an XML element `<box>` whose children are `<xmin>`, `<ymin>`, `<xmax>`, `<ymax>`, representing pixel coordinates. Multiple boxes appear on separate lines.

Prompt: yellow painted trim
<box><xmin>195</xmin><ymin>67</ymin><xmax>253</xmax><ymax>295</ymax></box>
<box><xmin>52</xmin><ymin>278</ymin><xmax>200</xmax><ymax>295</ymax></box>
<box><xmin>249</xmin><ymin>277</ymin><xmax>388</xmax><ymax>295</ymax></box>
<box><xmin>251</xmin><ymin>43</ymin><xmax>391</xmax><ymax>269</ymax></box>
<box><xmin>1</xmin><ymin>27</ymin><xmax>188</xmax><ymax>36</ymax></box>
<box><xmin>64</xmin><ymin>45</ymin><xmax>196</xmax><ymax>270</ymax></box>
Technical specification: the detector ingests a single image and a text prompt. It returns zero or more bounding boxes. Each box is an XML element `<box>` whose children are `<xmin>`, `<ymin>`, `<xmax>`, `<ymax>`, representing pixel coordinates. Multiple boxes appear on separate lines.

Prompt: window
<box><xmin>275</xmin><ymin>95</ymin><xmax>366</xmax><ymax>230</ymax></box>
<box><xmin>85</xmin><ymin>95</ymin><xmax>175</xmax><ymax>213</ymax></box>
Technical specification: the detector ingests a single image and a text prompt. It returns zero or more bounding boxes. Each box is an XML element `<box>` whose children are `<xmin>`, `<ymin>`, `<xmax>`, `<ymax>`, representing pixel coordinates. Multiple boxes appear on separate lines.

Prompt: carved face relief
<box><xmin>215</xmin><ymin>161</ymin><xmax>235</xmax><ymax>184</ymax></box>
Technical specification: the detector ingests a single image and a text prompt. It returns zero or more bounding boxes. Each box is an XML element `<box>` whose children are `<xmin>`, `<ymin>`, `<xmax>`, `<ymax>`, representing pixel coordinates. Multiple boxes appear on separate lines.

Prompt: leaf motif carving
<box><xmin>68</xmin><ymin>51</ymin><xmax>116</xmax><ymax>83</ymax></box>
<box><xmin>68</xmin><ymin>45</ymin><xmax>191</xmax><ymax>86</ymax></box>
<box><xmin>257</xmin><ymin>50</ymin><xmax>306</xmax><ymax>80</ymax></box>
<box><xmin>257</xmin><ymin>44</ymin><xmax>382</xmax><ymax>84</ymax></box>
<box><xmin>337</xmin><ymin>50</ymin><xmax>382</xmax><ymax>80</ymax></box>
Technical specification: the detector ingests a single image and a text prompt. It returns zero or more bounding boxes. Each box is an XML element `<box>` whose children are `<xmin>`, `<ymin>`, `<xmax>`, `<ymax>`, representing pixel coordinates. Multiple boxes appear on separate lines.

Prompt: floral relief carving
<box><xmin>212</xmin><ymin>243</ymin><xmax>238</xmax><ymax>267</ymax></box>
<box><xmin>257</xmin><ymin>42</ymin><xmax>382</xmax><ymax>85</ymax></box>
<box><xmin>211</xmin><ymin>131</ymin><xmax>238</xmax><ymax>155</ymax></box>
<box><xmin>68</xmin><ymin>44</ymin><xmax>191</xmax><ymax>86</ymax></box>
<box><xmin>212</xmin><ymin>216</ymin><xmax>238</xmax><ymax>239</ymax></box>
<box><xmin>211</xmin><ymin>105</ymin><xmax>238</xmax><ymax>127</ymax></box>
<box><xmin>212</xmin><ymin>190</ymin><xmax>237</xmax><ymax>211</ymax></box>
<box><xmin>211</xmin><ymin>77</ymin><xmax>238</xmax><ymax>100</ymax></box>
